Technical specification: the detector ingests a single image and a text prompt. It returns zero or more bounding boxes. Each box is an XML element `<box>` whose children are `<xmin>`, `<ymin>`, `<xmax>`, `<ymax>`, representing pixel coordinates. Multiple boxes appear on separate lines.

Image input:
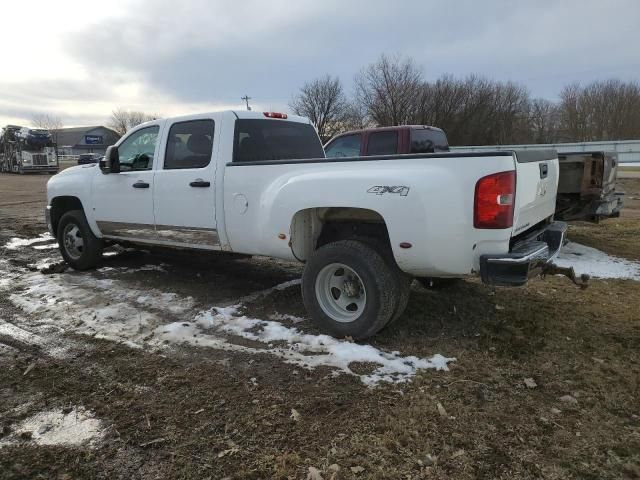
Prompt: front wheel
<box><xmin>302</xmin><ymin>240</ymin><xmax>401</xmax><ymax>339</ymax></box>
<box><xmin>57</xmin><ymin>209</ymin><xmax>104</xmax><ymax>270</ymax></box>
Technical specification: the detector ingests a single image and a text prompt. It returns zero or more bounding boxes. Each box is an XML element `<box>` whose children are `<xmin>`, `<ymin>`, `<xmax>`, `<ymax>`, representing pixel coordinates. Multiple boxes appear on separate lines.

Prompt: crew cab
<box><xmin>46</xmin><ymin>111</ymin><xmax>579</xmax><ymax>339</ymax></box>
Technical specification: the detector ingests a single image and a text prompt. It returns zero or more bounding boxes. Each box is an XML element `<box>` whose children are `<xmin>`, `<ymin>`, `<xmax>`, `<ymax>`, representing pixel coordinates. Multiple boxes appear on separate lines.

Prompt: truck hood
<box><xmin>54</xmin><ymin>163</ymin><xmax>98</xmax><ymax>177</ymax></box>
<box><xmin>47</xmin><ymin>164</ymin><xmax>97</xmax><ymax>204</ymax></box>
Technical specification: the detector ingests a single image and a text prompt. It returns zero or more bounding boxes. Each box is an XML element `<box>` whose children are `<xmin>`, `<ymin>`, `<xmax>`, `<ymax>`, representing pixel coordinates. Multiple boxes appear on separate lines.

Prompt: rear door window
<box><xmin>410</xmin><ymin>129</ymin><xmax>449</xmax><ymax>153</ymax></box>
<box><xmin>233</xmin><ymin>119</ymin><xmax>324</xmax><ymax>162</ymax></box>
<box><xmin>324</xmin><ymin>134</ymin><xmax>362</xmax><ymax>158</ymax></box>
<box><xmin>164</xmin><ymin>119</ymin><xmax>215</xmax><ymax>169</ymax></box>
<box><xmin>366</xmin><ymin>131</ymin><xmax>398</xmax><ymax>156</ymax></box>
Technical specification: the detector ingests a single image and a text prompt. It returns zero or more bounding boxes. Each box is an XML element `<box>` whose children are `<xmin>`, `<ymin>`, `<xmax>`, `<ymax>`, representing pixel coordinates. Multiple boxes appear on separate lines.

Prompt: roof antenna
<box><xmin>241</xmin><ymin>95</ymin><xmax>252</xmax><ymax>111</ymax></box>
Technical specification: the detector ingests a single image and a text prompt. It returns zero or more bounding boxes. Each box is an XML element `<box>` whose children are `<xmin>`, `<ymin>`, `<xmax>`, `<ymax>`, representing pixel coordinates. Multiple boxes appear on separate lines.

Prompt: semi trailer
<box><xmin>0</xmin><ymin>125</ymin><xmax>59</xmax><ymax>174</ymax></box>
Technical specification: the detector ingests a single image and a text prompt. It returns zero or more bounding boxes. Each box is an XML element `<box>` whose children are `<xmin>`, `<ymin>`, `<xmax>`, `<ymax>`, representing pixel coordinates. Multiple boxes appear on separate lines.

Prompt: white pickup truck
<box><xmin>46</xmin><ymin>110</ymin><xmax>583</xmax><ymax>339</ymax></box>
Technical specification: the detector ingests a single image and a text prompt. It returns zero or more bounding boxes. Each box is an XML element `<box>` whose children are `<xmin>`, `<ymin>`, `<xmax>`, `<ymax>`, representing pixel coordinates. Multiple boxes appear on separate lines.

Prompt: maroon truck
<box><xmin>325</xmin><ymin>126</ymin><xmax>623</xmax><ymax>223</ymax></box>
<box><xmin>324</xmin><ymin>125</ymin><xmax>449</xmax><ymax>158</ymax></box>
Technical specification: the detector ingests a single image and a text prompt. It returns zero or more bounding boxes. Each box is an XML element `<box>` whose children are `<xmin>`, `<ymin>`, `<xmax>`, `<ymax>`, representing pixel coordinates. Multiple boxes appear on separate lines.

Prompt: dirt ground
<box><xmin>567</xmin><ymin>177</ymin><xmax>640</xmax><ymax>260</ymax></box>
<box><xmin>0</xmin><ymin>171</ymin><xmax>639</xmax><ymax>480</ymax></box>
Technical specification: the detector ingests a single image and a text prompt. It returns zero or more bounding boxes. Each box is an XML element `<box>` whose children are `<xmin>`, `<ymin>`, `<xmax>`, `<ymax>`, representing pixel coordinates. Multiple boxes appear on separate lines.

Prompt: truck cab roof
<box><xmin>134</xmin><ymin>110</ymin><xmax>312</xmax><ymax>129</ymax></box>
<box><xmin>333</xmin><ymin>124</ymin><xmax>445</xmax><ymax>138</ymax></box>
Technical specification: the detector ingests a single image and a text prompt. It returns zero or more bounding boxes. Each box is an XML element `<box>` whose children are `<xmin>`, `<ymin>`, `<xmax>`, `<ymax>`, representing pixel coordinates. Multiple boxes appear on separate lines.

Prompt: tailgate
<box><xmin>512</xmin><ymin>150</ymin><xmax>559</xmax><ymax>235</ymax></box>
<box><xmin>600</xmin><ymin>152</ymin><xmax>618</xmax><ymax>196</ymax></box>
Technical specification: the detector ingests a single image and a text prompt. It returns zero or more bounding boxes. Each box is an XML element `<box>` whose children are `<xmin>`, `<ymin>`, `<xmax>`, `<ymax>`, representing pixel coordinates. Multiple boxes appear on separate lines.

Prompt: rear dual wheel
<box><xmin>302</xmin><ymin>240</ymin><xmax>408</xmax><ymax>340</ymax></box>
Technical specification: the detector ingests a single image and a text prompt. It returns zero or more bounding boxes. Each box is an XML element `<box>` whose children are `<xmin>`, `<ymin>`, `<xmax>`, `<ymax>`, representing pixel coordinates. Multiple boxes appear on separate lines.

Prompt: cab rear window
<box><xmin>367</xmin><ymin>131</ymin><xmax>398</xmax><ymax>156</ymax></box>
<box><xmin>410</xmin><ymin>129</ymin><xmax>449</xmax><ymax>153</ymax></box>
<box><xmin>233</xmin><ymin>119</ymin><xmax>325</xmax><ymax>162</ymax></box>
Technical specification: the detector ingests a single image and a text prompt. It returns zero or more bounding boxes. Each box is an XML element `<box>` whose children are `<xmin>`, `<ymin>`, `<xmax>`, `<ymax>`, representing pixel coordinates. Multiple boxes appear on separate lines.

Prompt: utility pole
<box><xmin>241</xmin><ymin>95</ymin><xmax>252</xmax><ymax>111</ymax></box>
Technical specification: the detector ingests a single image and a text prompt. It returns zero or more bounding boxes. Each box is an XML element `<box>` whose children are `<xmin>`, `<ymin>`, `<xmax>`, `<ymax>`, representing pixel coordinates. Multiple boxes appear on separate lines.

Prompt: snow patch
<box><xmin>0</xmin><ymin>407</ymin><xmax>103</xmax><ymax>448</ymax></box>
<box><xmin>7</xmin><ymin>269</ymin><xmax>194</xmax><ymax>347</ymax></box>
<box><xmin>2</xmin><ymin>234</ymin><xmax>454</xmax><ymax>385</ymax></box>
<box><xmin>33</xmin><ymin>243</ymin><xmax>59</xmax><ymax>250</ymax></box>
<box><xmin>27</xmin><ymin>257</ymin><xmax>61</xmax><ymax>271</ymax></box>
<box><xmin>557</xmin><ymin>242</ymin><xmax>640</xmax><ymax>281</ymax></box>
<box><xmin>158</xmin><ymin>307</ymin><xmax>455</xmax><ymax>385</ymax></box>
<box><xmin>0</xmin><ymin>320</ymin><xmax>71</xmax><ymax>359</ymax></box>
<box><xmin>3</xmin><ymin>233</ymin><xmax>54</xmax><ymax>250</ymax></box>
<box><xmin>97</xmin><ymin>264</ymin><xmax>167</xmax><ymax>274</ymax></box>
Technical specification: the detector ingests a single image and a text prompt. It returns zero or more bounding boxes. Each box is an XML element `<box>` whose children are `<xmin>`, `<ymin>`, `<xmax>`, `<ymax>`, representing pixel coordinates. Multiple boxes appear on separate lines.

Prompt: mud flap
<box><xmin>542</xmin><ymin>262</ymin><xmax>590</xmax><ymax>289</ymax></box>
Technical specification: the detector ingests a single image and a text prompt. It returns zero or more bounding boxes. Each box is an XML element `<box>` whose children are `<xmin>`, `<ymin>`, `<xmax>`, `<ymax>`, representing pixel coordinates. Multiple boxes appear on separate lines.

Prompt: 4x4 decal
<box><xmin>367</xmin><ymin>186</ymin><xmax>410</xmax><ymax>197</ymax></box>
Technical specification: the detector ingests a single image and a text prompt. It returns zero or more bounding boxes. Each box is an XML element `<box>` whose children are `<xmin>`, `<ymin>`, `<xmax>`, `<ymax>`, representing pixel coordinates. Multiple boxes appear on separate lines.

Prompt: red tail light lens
<box><xmin>263</xmin><ymin>112</ymin><xmax>288</xmax><ymax>119</ymax></box>
<box><xmin>474</xmin><ymin>170</ymin><xmax>516</xmax><ymax>229</ymax></box>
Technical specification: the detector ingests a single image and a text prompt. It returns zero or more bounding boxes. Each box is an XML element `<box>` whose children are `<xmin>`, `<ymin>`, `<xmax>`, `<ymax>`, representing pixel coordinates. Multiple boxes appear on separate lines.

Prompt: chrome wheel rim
<box><xmin>62</xmin><ymin>223</ymin><xmax>84</xmax><ymax>260</ymax></box>
<box><xmin>315</xmin><ymin>263</ymin><xmax>367</xmax><ymax>323</ymax></box>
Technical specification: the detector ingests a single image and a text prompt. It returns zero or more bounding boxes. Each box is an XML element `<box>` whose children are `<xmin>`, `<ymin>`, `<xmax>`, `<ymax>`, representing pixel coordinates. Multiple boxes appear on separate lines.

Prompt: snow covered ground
<box><xmin>1</xmin><ymin>234</ymin><xmax>454</xmax><ymax>385</ymax></box>
<box><xmin>3</xmin><ymin>233</ymin><xmax>637</xmax><ymax>387</ymax></box>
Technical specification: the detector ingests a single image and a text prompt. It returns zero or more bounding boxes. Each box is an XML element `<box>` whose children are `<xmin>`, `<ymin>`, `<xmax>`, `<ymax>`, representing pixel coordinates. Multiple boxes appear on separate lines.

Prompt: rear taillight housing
<box><xmin>474</xmin><ymin>170</ymin><xmax>516</xmax><ymax>229</ymax></box>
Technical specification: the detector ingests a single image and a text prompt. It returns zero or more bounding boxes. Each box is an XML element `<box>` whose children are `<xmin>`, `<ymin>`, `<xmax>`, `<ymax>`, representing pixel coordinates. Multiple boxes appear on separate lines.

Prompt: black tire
<box><xmin>354</xmin><ymin>236</ymin><xmax>410</xmax><ymax>325</ymax></box>
<box><xmin>57</xmin><ymin>209</ymin><xmax>103</xmax><ymax>270</ymax></box>
<box><xmin>417</xmin><ymin>277</ymin><xmax>461</xmax><ymax>290</ymax></box>
<box><xmin>302</xmin><ymin>240</ymin><xmax>400</xmax><ymax>340</ymax></box>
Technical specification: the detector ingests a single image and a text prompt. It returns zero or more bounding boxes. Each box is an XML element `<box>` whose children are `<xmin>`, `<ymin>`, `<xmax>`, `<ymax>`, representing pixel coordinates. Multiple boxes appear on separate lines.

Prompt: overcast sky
<box><xmin>1</xmin><ymin>0</ymin><xmax>639</xmax><ymax>128</ymax></box>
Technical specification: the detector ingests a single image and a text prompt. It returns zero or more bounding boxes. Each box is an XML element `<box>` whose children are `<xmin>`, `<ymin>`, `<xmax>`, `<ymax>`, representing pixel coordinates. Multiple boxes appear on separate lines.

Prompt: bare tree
<box><xmin>290</xmin><ymin>76</ymin><xmax>349</xmax><ymax>141</ymax></box>
<box><xmin>294</xmin><ymin>56</ymin><xmax>640</xmax><ymax>146</ymax></box>
<box><xmin>415</xmin><ymin>74</ymin><xmax>532</xmax><ymax>145</ymax></box>
<box><xmin>558</xmin><ymin>80</ymin><xmax>640</xmax><ymax>141</ymax></box>
<box><xmin>31</xmin><ymin>114</ymin><xmax>64</xmax><ymax>145</ymax></box>
<box><xmin>558</xmin><ymin>83</ymin><xmax>589</xmax><ymax>141</ymax></box>
<box><xmin>355</xmin><ymin>54</ymin><xmax>423</xmax><ymax>126</ymax></box>
<box><xmin>108</xmin><ymin>108</ymin><xmax>159</xmax><ymax>136</ymax></box>
<box><xmin>529</xmin><ymin>98</ymin><xmax>560</xmax><ymax>143</ymax></box>
<box><xmin>341</xmin><ymin>102</ymin><xmax>373</xmax><ymax>132</ymax></box>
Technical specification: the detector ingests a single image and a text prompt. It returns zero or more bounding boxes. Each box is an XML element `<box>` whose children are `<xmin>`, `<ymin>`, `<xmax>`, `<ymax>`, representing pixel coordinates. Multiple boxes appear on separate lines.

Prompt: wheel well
<box><xmin>289</xmin><ymin>207</ymin><xmax>391</xmax><ymax>261</ymax></box>
<box><xmin>50</xmin><ymin>196</ymin><xmax>83</xmax><ymax>237</ymax></box>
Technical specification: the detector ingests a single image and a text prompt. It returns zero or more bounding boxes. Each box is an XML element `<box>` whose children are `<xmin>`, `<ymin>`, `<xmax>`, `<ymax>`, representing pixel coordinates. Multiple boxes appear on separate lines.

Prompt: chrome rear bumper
<box><xmin>480</xmin><ymin>221</ymin><xmax>567</xmax><ymax>287</ymax></box>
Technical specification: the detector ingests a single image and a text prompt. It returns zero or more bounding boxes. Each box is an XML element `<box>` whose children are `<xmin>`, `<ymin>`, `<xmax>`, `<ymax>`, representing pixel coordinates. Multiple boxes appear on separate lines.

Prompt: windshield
<box><xmin>233</xmin><ymin>119</ymin><xmax>325</xmax><ymax>162</ymax></box>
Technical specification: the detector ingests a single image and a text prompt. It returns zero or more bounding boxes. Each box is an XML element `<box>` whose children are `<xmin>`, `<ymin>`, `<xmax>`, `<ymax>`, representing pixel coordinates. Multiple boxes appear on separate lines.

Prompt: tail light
<box><xmin>263</xmin><ymin>112</ymin><xmax>288</xmax><ymax>119</ymax></box>
<box><xmin>474</xmin><ymin>171</ymin><xmax>516</xmax><ymax>229</ymax></box>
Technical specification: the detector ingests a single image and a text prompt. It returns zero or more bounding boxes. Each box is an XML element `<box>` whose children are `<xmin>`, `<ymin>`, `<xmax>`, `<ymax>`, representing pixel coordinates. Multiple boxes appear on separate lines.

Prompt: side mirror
<box><xmin>100</xmin><ymin>146</ymin><xmax>120</xmax><ymax>174</ymax></box>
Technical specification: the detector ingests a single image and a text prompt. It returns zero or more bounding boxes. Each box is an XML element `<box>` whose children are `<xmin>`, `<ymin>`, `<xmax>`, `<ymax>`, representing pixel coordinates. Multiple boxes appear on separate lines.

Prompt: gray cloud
<box><xmin>65</xmin><ymin>0</ymin><xmax>640</xmax><ymax>104</ymax></box>
<box><xmin>3</xmin><ymin>0</ymin><xmax>640</xmax><ymax>126</ymax></box>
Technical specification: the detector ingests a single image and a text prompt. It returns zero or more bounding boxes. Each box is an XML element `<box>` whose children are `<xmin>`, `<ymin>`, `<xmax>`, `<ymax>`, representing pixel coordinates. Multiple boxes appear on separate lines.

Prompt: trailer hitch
<box><xmin>542</xmin><ymin>263</ymin><xmax>590</xmax><ymax>289</ymax></box>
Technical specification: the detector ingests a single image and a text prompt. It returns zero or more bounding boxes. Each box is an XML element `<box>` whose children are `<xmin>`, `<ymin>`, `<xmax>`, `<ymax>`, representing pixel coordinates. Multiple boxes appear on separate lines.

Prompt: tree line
<box><xmin>290</xmin><ymin>54</ymin><xmax>640</xmax><ymax>145</ymax></box>
<box><xmin>27</xmin><ymin>53</ymin><xmax>640</xmax><ymax>146</ymax></box>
